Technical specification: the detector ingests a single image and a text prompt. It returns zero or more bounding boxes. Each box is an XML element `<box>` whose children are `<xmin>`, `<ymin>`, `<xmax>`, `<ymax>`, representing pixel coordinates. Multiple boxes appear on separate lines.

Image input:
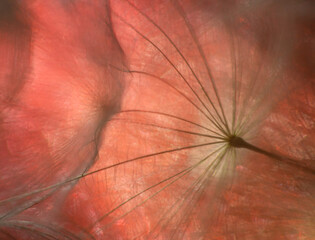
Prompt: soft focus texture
<box><xmin>0</xmin><ymin>0</ymin><xmax>314</xmax><ymax>239</ymax></box>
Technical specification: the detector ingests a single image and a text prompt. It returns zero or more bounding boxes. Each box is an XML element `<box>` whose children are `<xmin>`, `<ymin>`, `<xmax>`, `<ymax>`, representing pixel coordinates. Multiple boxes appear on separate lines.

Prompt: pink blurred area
<box><xmin>0</xmin><ymin>0</ymin><xmax>314</xmax><ymax>239</ymax></box>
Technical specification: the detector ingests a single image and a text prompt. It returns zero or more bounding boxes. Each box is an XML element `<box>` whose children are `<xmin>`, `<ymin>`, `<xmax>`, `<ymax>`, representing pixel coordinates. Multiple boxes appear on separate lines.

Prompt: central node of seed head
<box><xmin>227</xmin><ymin>135</ymin><xmax>247</xmax><ymax>148</ymax></box>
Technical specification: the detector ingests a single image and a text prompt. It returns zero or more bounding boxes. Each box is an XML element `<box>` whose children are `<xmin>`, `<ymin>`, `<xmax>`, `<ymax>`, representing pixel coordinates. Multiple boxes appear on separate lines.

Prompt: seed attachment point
<box><xmin>227</xmin><ymin>135</ymin><xmax>248</xmax><ymax>148</ymax></box>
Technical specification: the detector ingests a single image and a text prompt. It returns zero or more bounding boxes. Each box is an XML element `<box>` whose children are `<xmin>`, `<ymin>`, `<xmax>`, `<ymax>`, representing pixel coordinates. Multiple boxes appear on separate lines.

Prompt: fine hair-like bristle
<box><xmin>0</xmin><ymin>0</ymin><xmax>314</xmax><ymax>239</ymax></box>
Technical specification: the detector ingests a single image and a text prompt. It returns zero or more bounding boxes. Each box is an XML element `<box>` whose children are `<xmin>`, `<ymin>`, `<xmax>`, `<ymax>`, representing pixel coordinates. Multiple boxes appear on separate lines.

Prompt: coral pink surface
<box><xmin>0</xmin><ymin>0</ymin><xmax>314</xmax><ymax>239</ymax></box>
